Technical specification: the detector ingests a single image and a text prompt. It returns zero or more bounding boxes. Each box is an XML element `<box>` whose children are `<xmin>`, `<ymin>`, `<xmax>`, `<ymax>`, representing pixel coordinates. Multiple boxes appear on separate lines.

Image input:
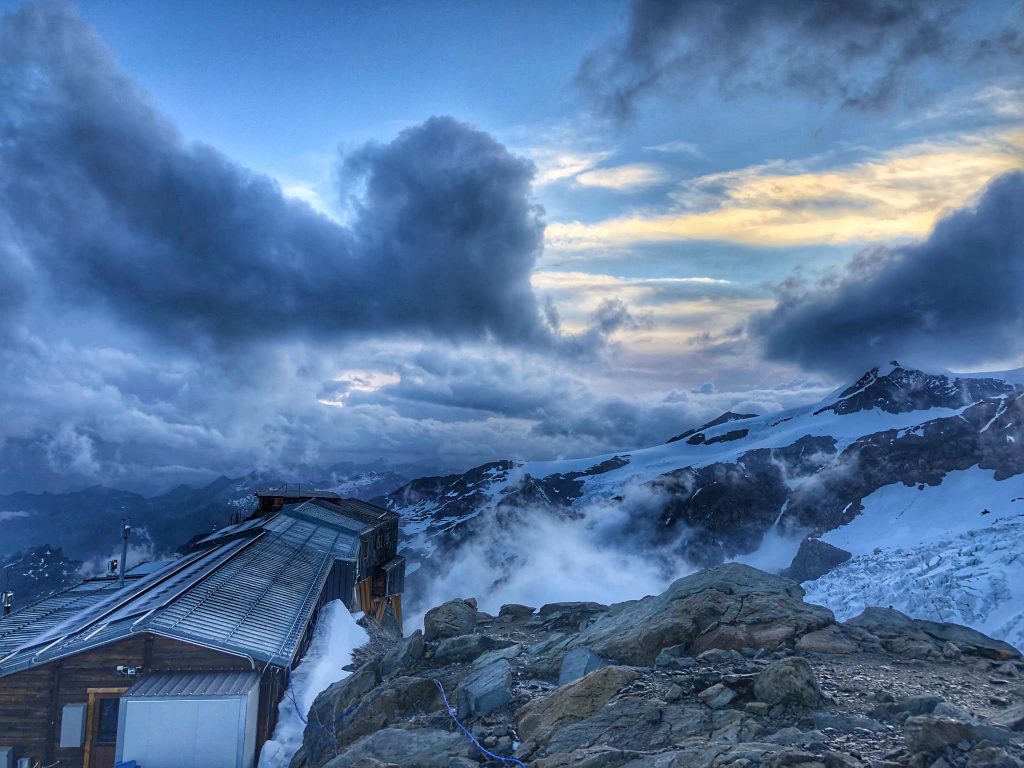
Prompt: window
<box><xmin>95</xmin><ymin>697</ymin><xmax>120</xmax><ymax>743</ymax></box>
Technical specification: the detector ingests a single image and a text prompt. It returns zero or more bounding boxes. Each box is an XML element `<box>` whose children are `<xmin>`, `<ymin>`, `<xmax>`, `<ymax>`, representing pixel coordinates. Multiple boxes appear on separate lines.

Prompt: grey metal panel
<box><xmin>59</xmin><ymin>702</ymin><xmax>87</xmax><ymax>747</ymax></box>
<box><xmin>1</xmin><ymin>494</ymin><xmax>390</xmax><ymax>677</ymax></box>
<box><xmin>127</xmin><ymin>670</ymin><xmax>260</xmax><ymax>698</ymax></box>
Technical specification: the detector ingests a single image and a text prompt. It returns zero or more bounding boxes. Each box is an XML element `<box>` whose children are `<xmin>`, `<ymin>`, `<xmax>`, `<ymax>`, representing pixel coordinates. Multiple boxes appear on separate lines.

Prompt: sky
<box><xmin>0</xmin><ymin>0</ymin><xmax>1022</xmax><ymax>494</ymax></box>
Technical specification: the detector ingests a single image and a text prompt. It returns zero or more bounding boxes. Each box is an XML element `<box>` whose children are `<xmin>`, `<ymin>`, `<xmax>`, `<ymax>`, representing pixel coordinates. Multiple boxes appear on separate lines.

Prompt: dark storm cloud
<box><xmin>751</xmin><ymin>170</ymin><xmax>1024</xmax><ymax>376</ymax></box>
<box><xmin>0</xmin><ymin>3</ymin><xmax>581</xmax><ymax>351</ymax></box>
<box><xmin>579</xmin><ymin>0</ymin><xmax>1022</xmax><ymax>121</ymax></box>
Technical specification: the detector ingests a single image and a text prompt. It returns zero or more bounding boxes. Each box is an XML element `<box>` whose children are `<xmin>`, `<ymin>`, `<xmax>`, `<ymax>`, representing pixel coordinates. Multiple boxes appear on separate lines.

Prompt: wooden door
<box><xmin>83</xmin><ymin>687</ymin><xmax>127</xmax><ymax>768</ymax></box>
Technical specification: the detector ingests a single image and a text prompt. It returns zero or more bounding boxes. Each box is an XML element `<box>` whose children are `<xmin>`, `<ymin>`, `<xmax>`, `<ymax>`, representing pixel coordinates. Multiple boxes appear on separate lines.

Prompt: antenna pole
<box><xmin>118</xmin><ymin>519</ymin><xmax>131</xmax><ymax>588</ymax></box>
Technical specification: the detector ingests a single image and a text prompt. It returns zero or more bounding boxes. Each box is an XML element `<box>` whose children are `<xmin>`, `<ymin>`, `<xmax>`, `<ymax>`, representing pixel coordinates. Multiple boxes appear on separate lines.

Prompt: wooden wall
<box><xmin>0</xmin><ymin>633</ymin><xmax>265</xmax><ymax>768</ymax></box>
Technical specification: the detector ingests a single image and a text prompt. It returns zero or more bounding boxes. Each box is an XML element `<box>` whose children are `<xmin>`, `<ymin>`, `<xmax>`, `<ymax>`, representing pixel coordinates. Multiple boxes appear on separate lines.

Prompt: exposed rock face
<box><xmin>516</xmin><ymin>666</ymin><xmax>641</xmax><ymax>749</ymax></box>
<box><xmin>783</xmin><ymin>538</ymin><xmax>853</xmax><ymax>582</ymax></box>
<box><xmin>423</xmin><ymin>598</ymin><xmax>478</xmax><ymax>642</ymax></box>
<box><xmin>567</xmin><ymin>563</ymin><xmax>834</xmax><ymax>664</ymax></box>
<box><xmin>846</xmin><ymin>607</ymin><xmax>1021</xmax><ymax>660</ymax></box>
<box><xmin>753</xmin><ymin>657</ymin><xmax>821</xmax><ymax>707</ymax></box>
<box><xmin>295</xmin><ymin>563</ymin><xmax>1023</xmax><ymax>768</ymax></box>
<box><xmin>456</xmin><ymin>658</ymin><xmax>511</xmax><ymax>718</ymax></box>
<box><xmin>558</xmin><ymin>647</ymin><xmax>611</xmax><ymax>685</ymax></box>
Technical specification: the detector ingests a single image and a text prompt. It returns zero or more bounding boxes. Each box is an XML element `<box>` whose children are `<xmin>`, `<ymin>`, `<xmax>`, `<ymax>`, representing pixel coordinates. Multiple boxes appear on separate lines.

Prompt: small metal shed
<box><xmin>115</xmin><ymin>671</ymin><xmax>260</xmax><ymax>768</ymax></box>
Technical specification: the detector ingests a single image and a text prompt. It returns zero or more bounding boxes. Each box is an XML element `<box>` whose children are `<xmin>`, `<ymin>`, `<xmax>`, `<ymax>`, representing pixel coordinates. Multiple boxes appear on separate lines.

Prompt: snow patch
<box><xmin>259</xmin><ymin>600</ymin><xmax>369</xmax><ymax>768</ymax></box>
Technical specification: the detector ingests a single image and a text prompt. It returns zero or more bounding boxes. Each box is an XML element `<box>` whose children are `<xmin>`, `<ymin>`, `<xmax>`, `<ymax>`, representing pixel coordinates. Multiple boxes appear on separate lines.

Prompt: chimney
<box><xmin>118</xmin><ymin>520</ymin><xmax>131</xmax><ymax>588</ymax></box>
<box><xmin>2</xmin><ymin>590</ymin><xmax>12</xmax><ymax>618</ymax></box>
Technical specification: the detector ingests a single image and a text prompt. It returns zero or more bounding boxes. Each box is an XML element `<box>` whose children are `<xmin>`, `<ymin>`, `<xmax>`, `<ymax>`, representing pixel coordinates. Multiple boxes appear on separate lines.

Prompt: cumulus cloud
<box><xmin>751</xmin><ymin>170</ymin><xmax>1024</xmax><ymax>375</ymax></box>
<box><xmin>0</xmin><ymin>3</ymin><xmax>618</xmax><ymax>353</ymax></box>
<box><xmin>578</xmin><ymin>0</ymin><xmax>1023</xmax><ymax>122</ymax></box>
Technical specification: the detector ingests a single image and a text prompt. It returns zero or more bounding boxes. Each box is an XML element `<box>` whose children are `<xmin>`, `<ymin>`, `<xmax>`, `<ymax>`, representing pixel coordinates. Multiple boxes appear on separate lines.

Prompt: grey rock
<box><xmin>457</xmin><ymin>658</ymin><xmax>512</xmax><ymax>718</ymax></box>
<box><xmin>990</xmin><ymin>702</ymin><xmax>1024</xmax><ymax>731</ymax></box>
<box><xmin>499</xmin><ymin>603</ymin><xmax>535</xmax><ymax>619</ymax></box>
<box><xmin>568</xmin><ymin>563</ymin><xmax>834</xmax><ymax>665</ymax></box>
<box><xmin>847</xmin><ymin>607</ymin><xmax>1020</xmax><ymax>661</ymax></box>
<box><xmin>380</xmin><ymin>630</ymin><xmax>424</xmax><ymax>679</ymax></box>
<box><xmin>698</xmin><ymin>683</ymin><xmax>736</xmax><ymax>709</ymax></box>
<box><xmin>754</xmin><ymin>657</ymin><xmax>821</xmax><ymax>707</ymax></box>
<box><xmin>474</xmin><ymin>643</ymin><xmax>521</xmax><ymax>669</ymax></box>
<box><xmin>697</xmin><ymin>648</ymin><xmax>745</xmax><ymax>664</ymax></box>
<box><xmin>656</xmin><ymin>643</ymin><xmax>698</xmax><ymax>671</ymax></box>
<box><xmin>765</xmin><ymin>727</ymin><xmax>826</xmax><ymax>746</ymax></box>
<box><xmin>873</xmin><ymin>695</ymin><xmax>943</xmax><ymax>722</ymax></box>
<box><xmin>966</xmin><ymin>746</ymin><xmax>1023</xmax><ymax>768</ymax></box>
<box><xmin>813</xmin><ymin>712</ymin><xmax>885</xmax><ymax>732</ymax></box>
<box><xmin>783</xmin><ymin>537</ymin><xmax>852</xmax><ymax>582</ymax></box>
<box><xmin>903</xmin><ymin>715</ymin><xmax>982</xmax><ymax>753</ymax></box>
<box><xmin>516</xmin><ymin>665</ymin><xmax>641</xmax><ymax>749</ymax></box>
<box><xmin>559</xmin><ymin>647</ymin><xmax>612</xmax><ymax>686</ymax></box>
<box><xmin>535</xmin><ymin>601</ymin><xmax>609</xmax><ymax>632</ymax></box>
<box><xmin>424</xmin><ymin>599</ymin><xmax>478</xmax><ymax>642</ymax></box>
<box><xmin>434</xmin><ymin>632</ymin><xmax>501</xmax><ymax>664</ymax></box>
<box><xmin>323</xmin><ymin>727</ymin><xmax>472</xmax><ymax>768</ymax></box>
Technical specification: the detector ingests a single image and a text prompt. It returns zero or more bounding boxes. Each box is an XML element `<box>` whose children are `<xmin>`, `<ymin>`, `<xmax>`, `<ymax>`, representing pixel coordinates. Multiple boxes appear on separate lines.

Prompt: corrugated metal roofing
<box><xmin>0</xmin><ymin>498</ymin><xmax>388</xmax><ymax>677</ymax></box>
<box><xmin>126</xmin><ymin>670</ymin><xmax>260</xmax><ymax>698</ymax></box>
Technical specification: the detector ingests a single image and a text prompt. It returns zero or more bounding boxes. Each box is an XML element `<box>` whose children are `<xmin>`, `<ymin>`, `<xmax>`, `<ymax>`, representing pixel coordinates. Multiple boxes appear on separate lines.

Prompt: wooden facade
<box><xmin>0</xmin><ymin>633</ymin><xmax>271</xmax><ymax>768</ymax></box>
<box><xmin>0</xmin><ymin>492</ymin><xmax>404</xmax><ymax>767</ymax></box>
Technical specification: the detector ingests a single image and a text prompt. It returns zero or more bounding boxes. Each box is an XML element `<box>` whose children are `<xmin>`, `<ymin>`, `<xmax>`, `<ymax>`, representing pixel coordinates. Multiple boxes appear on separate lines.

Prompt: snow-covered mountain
<box><xmin>383</xmin><ymin>363</ymin><xmax>1024</xmax><ymax>649</ymax></box>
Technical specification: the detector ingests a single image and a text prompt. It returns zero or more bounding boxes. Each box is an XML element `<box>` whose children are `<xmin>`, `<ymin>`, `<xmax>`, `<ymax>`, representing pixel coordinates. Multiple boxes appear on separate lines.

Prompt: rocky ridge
<box><xmin>290</xmin><ymin>564</ymin><xmax>1024</xmax><ymax>768</ymax></box>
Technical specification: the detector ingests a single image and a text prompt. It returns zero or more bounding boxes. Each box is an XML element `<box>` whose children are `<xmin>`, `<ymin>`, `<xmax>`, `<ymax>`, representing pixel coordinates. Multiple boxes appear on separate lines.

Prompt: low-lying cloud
<box><xmin>751</xmin><ymin>170</ymin><xmax>1024</xmax><ymax>375</ymax></box>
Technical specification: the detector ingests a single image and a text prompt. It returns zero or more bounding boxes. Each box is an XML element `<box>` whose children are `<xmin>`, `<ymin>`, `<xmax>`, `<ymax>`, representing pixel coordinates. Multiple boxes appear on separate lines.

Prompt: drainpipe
<box><xmin>119</xmin><ymin>520</ymin><xmax>131</xmax><ymax>588</ymax></box>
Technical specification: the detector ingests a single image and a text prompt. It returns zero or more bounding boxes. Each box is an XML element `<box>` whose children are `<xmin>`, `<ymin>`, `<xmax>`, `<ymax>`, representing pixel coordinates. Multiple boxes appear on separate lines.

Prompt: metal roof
<box><xmin>254</xmin><ymin>485</ymin><xmax>341</xmax><ymax>499</ymax></box>
<box><xmin>0</xmin><ymin>498</ymin><xmax>388</xmax><ymax>678</ymax></box>
<box><xmin>126</xmin><ymin>670</ymin><xmax>260</xmax><ymax>698</ymax></box>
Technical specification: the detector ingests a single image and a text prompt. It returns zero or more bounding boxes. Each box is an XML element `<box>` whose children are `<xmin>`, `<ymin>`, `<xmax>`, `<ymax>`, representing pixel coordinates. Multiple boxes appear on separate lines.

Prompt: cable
<box><xmin>287</xmin><ymin>682</ymin><xmax>359</xmax><ymax>729</ymax></box>
<box><xmin>433</xmin><ymin>678</ymin><xmax>528</xmax><ymax>767</ymax></box>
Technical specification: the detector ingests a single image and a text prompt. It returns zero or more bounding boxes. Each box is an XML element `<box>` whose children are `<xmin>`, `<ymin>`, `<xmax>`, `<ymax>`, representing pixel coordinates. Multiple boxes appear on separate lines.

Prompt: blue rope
<box><xmin>288</xmin><ymin>681</ymin><xmax>359</xmax><ymax>729</ymax></box>
<box><xmin>433</xmin><ymin>678</ymin><xmax>528</xmax><ymax>767</ymax></box>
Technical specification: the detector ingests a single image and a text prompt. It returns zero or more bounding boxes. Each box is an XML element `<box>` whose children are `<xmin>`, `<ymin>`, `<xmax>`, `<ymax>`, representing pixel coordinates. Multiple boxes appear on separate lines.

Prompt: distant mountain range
<box><xmin>4</xmin><ymin>363</ymin><xmax>1022</xmax><ymax>650</ymax></box>
<box><xmin>378</xmin><ymin>363</ymin><xmax>1024</xmax><ymax>649</ymax></box>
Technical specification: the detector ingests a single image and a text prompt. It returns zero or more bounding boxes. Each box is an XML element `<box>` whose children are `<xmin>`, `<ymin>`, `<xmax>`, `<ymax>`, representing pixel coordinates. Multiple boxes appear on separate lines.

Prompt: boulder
<box><xmin>424</xmin><ymin>599</ymin><xmax>478</xmax><ymax>641</ymax></box>
<box><xmin>846</xmin><ymin>607</ymin><xmax>1020</xmax><ymax>661</ymax></box>
<box><xmin>796</xmin><ymin>626</ymin><xmax>859</xmax><ymax>655</ymax></box>
<box><xmin>380</xmin><ymin>630</ymin><xmax>424</xmax><ymax>679</ymax></box>
<box><xmin>323</xmin><ymin>727</ymin><xmax>472</xmax><ymax>768</ymax></box>
<box><xmin>304</xmin><ymin>662</ymin><xmax>382</xmax><ymax>767</ymax></box>
<box><xmin>966</xmin><ymin>746</ymin><xmax>1022</xmax><ymax>768</ymax></box>
<box><xmin>499</xmin><ymin>603</ymin><xmax>535</xmax><ymax>619</ymax></box>
<box><xmin>903</xmin><ymin>715</ymin><xmax>982</xmax><ymax>753</ymax></box>
<box><xmin>782</xmin><ymin>538</ymin><xmax>852</xmax><ymax>583</ymax></box>
<box><xmin>753</xmin><ymin>657</ymin><xmax>821</xmax><ymax>707</ymax></box>
<box><xmin>872</xmin><ymin>695</ymin><xmax>942</xmax><ymax>722</ymax></box>
<box><xmin>474</xmin><ymin>643</ymin><xmax>522</xmax><ymax>669</ymax></box>
<box><xmin>656</xmin><ymin>644</ymin><xmax>697</xmax><ymax>671</ymax></box>
<box><xmin>517</xmin><ymin>665</ymin><xmax>641</xmax><ymax>747</ymax></box>
<box><xmin>568</xmin><ymin>564</ymin><xmax>834</xmax><ymax>665</ymax></box>
<box><xmin>991</xmin><ymin>702</ymin><xmax>1024</xmax><ymax>731</ymax></box>
<box><xmin>456</xmin><ymin>658</ymin><xmax>512</xmax><ymax>718</ymax></box>
<box><xmin>559</xmin><ymin>648</ymin><xmax>611</xmax><ymax>686</ymax></box>
<box><xmin>535</xmin><ymin>601</ymin><xmax>609</xmax><ymax>631</ymax></box>
<box><xmin>698</xmin><ymin>683</ymin><xmax>736</xmax><ymax>710</ymax></box>
<box><xmin>434</xmin><ymin>633</ymin><xmax>501</xmax><ymax>664</ymax></box>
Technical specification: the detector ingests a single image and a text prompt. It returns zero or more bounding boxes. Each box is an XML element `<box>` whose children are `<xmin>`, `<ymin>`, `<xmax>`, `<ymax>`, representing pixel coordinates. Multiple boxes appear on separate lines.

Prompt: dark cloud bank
<box><xmin>0</xmin><ymin>2</ymin><xmax>631</xmax><ymax>354</ymax></box>
<box><xmin>752</xmin><ymin>170</ymin><xmax>1024</xmax><ymax>376</ymax></box>
<box><xmin>580</xmin><ymin>0</ymin><xmax>1024</xmax><ymax>121</ymax></box>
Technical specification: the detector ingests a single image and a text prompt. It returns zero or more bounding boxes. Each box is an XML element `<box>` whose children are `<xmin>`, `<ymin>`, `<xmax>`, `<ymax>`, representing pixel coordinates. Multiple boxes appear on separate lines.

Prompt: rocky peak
<box><xmin>667</xmin><ymin>411</ymin><xmax>760</xmax><ymax>444</ymax></box>
<box><xmin>816</xmin><ymin>364</ymin><xmax>1018</xmax><ymax>416</ymax></box>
